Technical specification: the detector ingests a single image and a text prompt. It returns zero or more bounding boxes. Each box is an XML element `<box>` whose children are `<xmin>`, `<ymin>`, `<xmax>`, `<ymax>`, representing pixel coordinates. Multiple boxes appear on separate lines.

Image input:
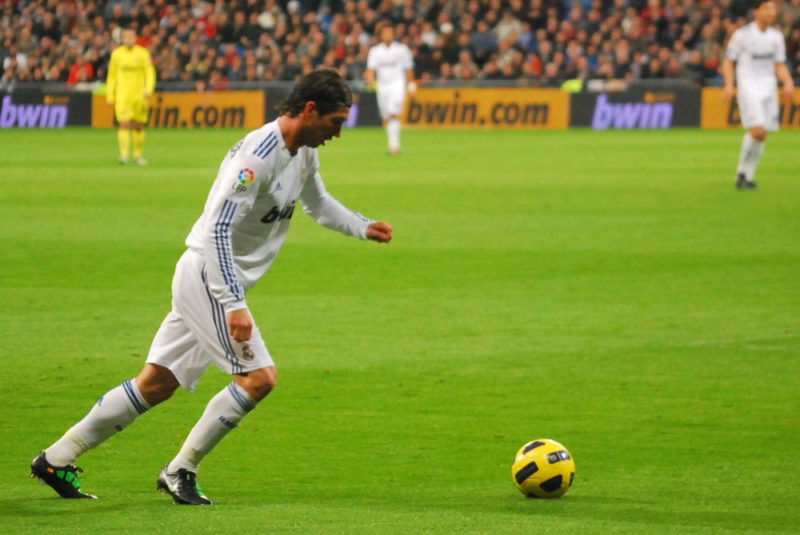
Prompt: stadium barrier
<box><xmin>402</xmin><ymin>87</ymin><xmax>569</xmax><ymax>129</ymax></box>
<box><xmin>700</xmin><ymin>87</ymin><xmax>800</xmax><ymax>129</ymax></box>
<box><xmin>0</xmin><ymin>89</ymin><xmax>91</xmax><ymax>128</ymax></box>
<box><xmin>90</xmin><ymin>90</ymin><xmax>265</xmax><ymax>128</ymax></box>
<box><xmin>5</xmin><ymin>83</ymin><xmax>800</xmax><ymax>130</ymax></box>
<box><xmin>85</xmin><ymin>86</ymin><xmax>380</xmax><ymax>128</ymax></box>
<box><xmin>570</xmin><ymin>87</ymin><xmax>701</xmax><ymax>129</ymax></box>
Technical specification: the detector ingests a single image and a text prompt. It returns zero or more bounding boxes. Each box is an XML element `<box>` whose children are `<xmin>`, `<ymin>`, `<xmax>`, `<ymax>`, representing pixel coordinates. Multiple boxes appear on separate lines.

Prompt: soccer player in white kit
<box><xmin>721</xmin><ymin>0</ymin><xmax>794</xmax><ymax>189</ymax></box>
<box><xmin>365</xmin><ymin>25</ymin><xmax>416</xmax><ymax>155</ymax></box>
<box><xmin>30</xmin><ymin>70</ymin><xmax>393</xmax><ymax>504</ymax></box>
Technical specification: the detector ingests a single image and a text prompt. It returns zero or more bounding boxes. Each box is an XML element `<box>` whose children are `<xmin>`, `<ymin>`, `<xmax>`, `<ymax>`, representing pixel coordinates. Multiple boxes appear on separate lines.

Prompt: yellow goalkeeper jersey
<box><xmin>106</xmin><ymin>45</ymin><xmax>155</xmax><ymax>102</ymax></box>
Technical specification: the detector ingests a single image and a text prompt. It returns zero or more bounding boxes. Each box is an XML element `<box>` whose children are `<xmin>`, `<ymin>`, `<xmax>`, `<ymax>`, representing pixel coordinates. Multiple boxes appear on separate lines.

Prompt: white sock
<box><xmin>386</xmin><ymin>118</ymin><xmax>401</xmax><ymax>151</ymax></box>
<box><xmin>44</xmin><ymin>379</ymin><xmax>150</xmax><ymax>466</ymax></box>
<box><xmin>736</xmin><ymin>133</ymin><xmax>764</xmax><ymax>181</ymax></box>
<box><xmin>167</xmin><ymin>382</ymin><xmax>256</xmax><ymax>473</ymax></box>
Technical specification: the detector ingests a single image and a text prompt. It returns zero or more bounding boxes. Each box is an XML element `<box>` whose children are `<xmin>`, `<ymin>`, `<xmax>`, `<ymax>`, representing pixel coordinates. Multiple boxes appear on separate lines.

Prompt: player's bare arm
<box><xmin>721</xmin><ymin>58</ymin><xmax>735</xmax><ymax>101</ymax></box>
<box><xmin>364</xmin><ymin>68</ymin><xmax>376</xmax><ymax>88</ymax></box>
<box><xmin>775</xmin><ymin>62</ymin><xmax>795</xmax><ymax>103</ymax></box>
<box><xmin>406</xmin><ymin>69</ymin><xmax>417</xmax><ymax>96</ymax></box>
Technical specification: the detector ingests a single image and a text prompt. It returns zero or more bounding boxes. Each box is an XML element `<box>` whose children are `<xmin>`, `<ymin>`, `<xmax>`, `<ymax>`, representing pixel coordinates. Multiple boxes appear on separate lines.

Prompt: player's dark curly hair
<box><xmin>279</xmin><ymin>69</ymin><xmax>353</xmax><ymax>117</ymax></box>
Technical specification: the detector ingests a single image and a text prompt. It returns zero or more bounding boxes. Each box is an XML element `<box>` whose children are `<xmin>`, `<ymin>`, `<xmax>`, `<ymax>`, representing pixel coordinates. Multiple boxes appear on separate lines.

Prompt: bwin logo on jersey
<box><xmin>260</xmin><ymin>202</ymin><xmax>296</xmax><ymax>224</ymax></box>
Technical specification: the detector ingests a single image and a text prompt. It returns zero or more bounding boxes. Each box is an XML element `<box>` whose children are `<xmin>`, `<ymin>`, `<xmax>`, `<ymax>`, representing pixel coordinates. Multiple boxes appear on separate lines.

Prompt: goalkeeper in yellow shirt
<box><xmin>107</xmin><ymin>28</ymin><xmax>155</xmax><ymax>165</ymax></box>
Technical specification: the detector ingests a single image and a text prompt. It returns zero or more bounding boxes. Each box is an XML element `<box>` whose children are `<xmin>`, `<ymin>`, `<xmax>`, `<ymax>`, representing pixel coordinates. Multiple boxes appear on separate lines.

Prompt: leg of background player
<box><xmin>386</xmin><ymin>115</ymin><xmax>401</xmax><ymax>154</ymax></box>
<box><xmin>736</xmin><ymin>126</ymin><xmax>766</xmax><ymax>188</ymax></box>
<box><xmin>118</xmin><ymin>120</ymin><xmax>131</xmax><ymax>164</ymax></box>
<box><xmin>132</xmin><ymin>121</ymin><xmax>146</xmax><ymax>165</ymax></box>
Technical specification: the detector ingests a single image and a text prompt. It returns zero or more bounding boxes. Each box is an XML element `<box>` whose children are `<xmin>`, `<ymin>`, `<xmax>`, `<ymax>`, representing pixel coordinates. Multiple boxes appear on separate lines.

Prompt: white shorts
<box><xmin>737</xmin><ymin>89</ymin><xmax>779</xmax><ymax>131</ymax></box>
<box><xmin>377</xmin><ymin>83</ymin><xmax>406</xmax><ymax>119</ymax></box>
<box><xmin>146</xmin><ymin>250</ymin><xmax>274</xmax><ymax>392</ymax></box>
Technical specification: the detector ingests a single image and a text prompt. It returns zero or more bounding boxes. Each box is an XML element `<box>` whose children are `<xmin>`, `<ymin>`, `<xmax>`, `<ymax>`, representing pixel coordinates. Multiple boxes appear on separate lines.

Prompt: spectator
<box><xmin>452</xmin><ymin>49</ymin><xmax>479</xmax><ymax>79</ymax></box>
<box><xmin>47</xmin><ymin>61</ymin><xmax>68</xmax><ymax>82</ymax></box>
<box><xmin>642</xmin><ymin>57</ymin><xmax>664</xmax><ymax>79</ymax></box>
<box><xmin>572</xmin><ymin>56</ymin><xmax>592</xmax><ymax>82</ymax></box>
<box><xmin>439</xmin><ymin>62</ymin><xmax>455</xmax><ymax>81</ymax></box>
<box><xmin>34</xmin><ymin>12</ymin><xmax>62</xmax><ymax>43</ymax></box>
<box><xmin>664</xmin><ymin>56</ymin><xmax>692</xmax><ymax>79</ymax></box>
<box><xmin>259</xmin><ymin>0</ymin><xmax>284</xmax><ymax>31</ymax></box>
<box><xmin>481</xmin><ymin>57</ymin><xmax>503</xmax><ymax>79</ymax></box>
<box><xmin>470</xmin><ymin>20</ymin><xmax>497</xmax><ymax>65</ymax></box>
<box><xmin>2</xmin><ymin>44</ymin><xmax>25</xmax><ymax>71</ymax></box>
<box><xmin>0</xmin><ymin>66</ymin><xmax>15</xmax><ymax>90</ymax></box>
<box><xmin>539</xmin><ymin>62</ymin><xmax>561</xmax><ymax>87</ymax></box>
<box><xmin>0</xmin><ymin>0</ymin><xmax>796</xmax><ymax>89</ymax></box>
<box><xmin>614</xmin><ymin>43</ymin><xmax>632</xmax><ymax>79</ymax></box>
<box><xmin>66</xmin><ymin>54</ymin><xmax>94</xmax><ymax>85</ymax></box>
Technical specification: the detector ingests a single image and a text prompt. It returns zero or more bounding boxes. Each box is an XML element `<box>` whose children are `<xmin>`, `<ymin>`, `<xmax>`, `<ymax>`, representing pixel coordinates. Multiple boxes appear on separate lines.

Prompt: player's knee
<box><xmin>750</xmin><ymin>127</ymin><xmax>766</xmax><ymax>142</ymax></box>
<box><xmin>236</xmin><ymin>366</ymin><xmax>277</xmax><ymax>402</ymax></box>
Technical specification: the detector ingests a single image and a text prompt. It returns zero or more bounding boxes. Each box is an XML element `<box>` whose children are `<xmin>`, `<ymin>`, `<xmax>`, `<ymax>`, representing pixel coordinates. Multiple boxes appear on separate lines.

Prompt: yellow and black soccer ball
<box><xmin>511</xmin><ymin>439</ymin><xmax>575</xmax><ymax>498</ymax></box>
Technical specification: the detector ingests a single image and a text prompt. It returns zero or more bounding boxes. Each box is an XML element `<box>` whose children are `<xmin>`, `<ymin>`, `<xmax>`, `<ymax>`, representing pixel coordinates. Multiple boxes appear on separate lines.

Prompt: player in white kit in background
<box><xmin>365</xmin><ymin>24</ymin><xmax>416</xmax><ymax>155</ymax></box>
<box><xmin>30</xmin><ymin>70</ymin><xmax>393</xmax><ymax>504</ymax></box>
<box><xmin>721</xmin><ymin>0</ymin><xmax>794</xmax><ymax>189</ymax></box>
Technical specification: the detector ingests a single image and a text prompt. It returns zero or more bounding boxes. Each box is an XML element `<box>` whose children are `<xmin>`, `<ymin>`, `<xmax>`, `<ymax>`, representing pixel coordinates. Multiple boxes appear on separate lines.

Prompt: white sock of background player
<box><xmin>736</xmin><ymin>132</ymin><xmax>764</xmax><ymax>182</ymax></box>
<box><xmin>386</xmin><ymin>117</ymin><xmax>401</xmax><ymax>151</ymax></box>
<box><xmin>167</xmin><ymin>382</ymin><xmax>256</xmax><ymax>473</ymax></box>
<box><xmin>44</xmin><ymin>379</ymin><xmax>151</xmax><ymax>466</ymax></box>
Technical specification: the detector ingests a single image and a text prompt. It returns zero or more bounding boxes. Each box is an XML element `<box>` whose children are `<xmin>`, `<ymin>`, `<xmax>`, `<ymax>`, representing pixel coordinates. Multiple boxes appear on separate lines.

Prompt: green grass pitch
<box><xmin>1</xmin><ymin>126</ymin><xmax>798</xmax><ymax>534</ymax></box>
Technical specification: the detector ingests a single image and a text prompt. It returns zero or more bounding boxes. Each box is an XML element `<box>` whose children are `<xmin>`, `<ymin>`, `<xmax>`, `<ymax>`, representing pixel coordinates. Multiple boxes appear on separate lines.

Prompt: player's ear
<box><xmin>303</xmin><ymin>100</ymin><xmax>318</xmax><ymax>117</ymax></box>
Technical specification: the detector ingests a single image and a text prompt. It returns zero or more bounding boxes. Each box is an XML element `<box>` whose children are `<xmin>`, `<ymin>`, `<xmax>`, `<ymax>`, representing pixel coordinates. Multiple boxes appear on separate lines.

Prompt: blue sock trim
<box><xmin>226</xmin><ymin>382</ymin><xmax>256</xmax><ymax>413</ymax></box>
<box><xmin>123</xmin><ymin>380</ymin><xmax>149</xmax><ymax>415</ymax></box>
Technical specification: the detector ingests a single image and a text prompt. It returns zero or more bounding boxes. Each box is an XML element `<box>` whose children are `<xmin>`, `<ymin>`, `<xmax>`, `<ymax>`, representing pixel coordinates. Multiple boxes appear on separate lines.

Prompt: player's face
<box><xmin>381</xmin><ymin>27</ymin><xmax>394</xmax><ymax>45</ymax></box>
<box><xmin>305</xmin><ymin>106</ymin><xmax>349</xmax><ymax>147</ymax></box>
<box><xmin>121</xmin><ymin>29</ymin><xmax>137</xmax><ymax>48</ymax></box>
<box><xmin>754</xmin><ymin>1</ymin><xmax>777</xmax><ymax>26</ymax></box>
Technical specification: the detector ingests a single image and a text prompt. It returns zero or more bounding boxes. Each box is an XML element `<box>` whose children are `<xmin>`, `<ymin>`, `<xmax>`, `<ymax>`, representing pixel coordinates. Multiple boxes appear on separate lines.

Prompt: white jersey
<box><xmin>725</xmin><ymin>22</ymin><xmax>786</xmax><ymax>95</ymax></box>
<box><xmin>367</xmin><ymin>41</ymin><xmax>413</xmax><ymax>87</ymax></box>
<box><xmin>185</xmin><ymin>119</ymin><xmax>373</xmax><ymax>313</ymax></box>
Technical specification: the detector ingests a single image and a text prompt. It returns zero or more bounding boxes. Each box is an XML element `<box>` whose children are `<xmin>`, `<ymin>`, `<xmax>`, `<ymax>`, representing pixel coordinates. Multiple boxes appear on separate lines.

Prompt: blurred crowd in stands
<box><xmin>2</xmin><ymin>0</ymin><xmax>799</xmax><ymax>91</ymax></box>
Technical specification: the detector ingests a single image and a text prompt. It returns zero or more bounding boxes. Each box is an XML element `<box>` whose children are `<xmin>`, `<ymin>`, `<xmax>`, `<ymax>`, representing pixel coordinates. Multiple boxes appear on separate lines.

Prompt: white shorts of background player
<box><xmin>377</xmin><ymin>82</ymin><xmax>406</xmax><ymax>119</ymax></box>
<box><xmin>737</xmin><ymin>88</ymin><xmax>780</xmax><ymax>131</ymax></box>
